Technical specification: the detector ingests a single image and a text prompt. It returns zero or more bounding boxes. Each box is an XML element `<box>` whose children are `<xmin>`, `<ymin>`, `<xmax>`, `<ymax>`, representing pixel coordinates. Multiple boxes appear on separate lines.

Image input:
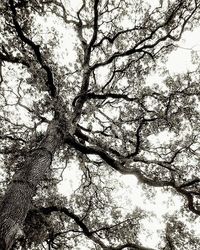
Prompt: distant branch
<box><xmin>90</xmin><ymin>1</ymin><xmax>198</xmax><ymax>70</ymax></box>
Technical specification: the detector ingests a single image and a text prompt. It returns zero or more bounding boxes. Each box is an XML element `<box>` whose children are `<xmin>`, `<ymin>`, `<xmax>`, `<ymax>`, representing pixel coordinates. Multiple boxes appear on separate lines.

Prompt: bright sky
<box><xmin>167</xmin><ymin>27</ymin><xmax>200</xmax><ymax>73</ymax></box>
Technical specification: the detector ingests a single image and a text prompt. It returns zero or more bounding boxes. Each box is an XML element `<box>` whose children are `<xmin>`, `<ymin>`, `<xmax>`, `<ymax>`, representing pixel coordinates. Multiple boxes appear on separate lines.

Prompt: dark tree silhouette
<box><xmin>0</xmin><ymin>0</ymin><xmax>200</xmax><ymax>249</ymax></box>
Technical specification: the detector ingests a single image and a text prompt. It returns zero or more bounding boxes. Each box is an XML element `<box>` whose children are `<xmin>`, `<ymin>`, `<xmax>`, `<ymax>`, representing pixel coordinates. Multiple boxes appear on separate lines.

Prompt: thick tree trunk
<box><xmin>0</xmin><ymin>120</ymin><xmax>64</xmax><ymax>249</ymax></box>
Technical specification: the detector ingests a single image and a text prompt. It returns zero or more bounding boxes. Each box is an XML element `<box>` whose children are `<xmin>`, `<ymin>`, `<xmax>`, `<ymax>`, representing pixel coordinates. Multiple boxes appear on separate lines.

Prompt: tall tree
<box><xmin>0</xmin><ymin>0</ymin><xmax>200</xmax><ymax>249</ymax></box>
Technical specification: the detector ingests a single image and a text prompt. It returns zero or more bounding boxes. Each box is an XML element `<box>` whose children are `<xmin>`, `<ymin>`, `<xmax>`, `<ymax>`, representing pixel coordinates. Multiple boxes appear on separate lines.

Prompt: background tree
<box><xmin>0</xmin><ymin>0</ymin><xmax>200</xmax><ymax>249</ymax></box>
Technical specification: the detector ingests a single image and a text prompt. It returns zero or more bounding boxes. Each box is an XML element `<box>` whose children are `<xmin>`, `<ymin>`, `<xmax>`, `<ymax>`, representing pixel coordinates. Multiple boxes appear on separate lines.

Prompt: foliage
<box><xmin>0</xmin><ymin>0</ymin><xmax>200</xmax><ymax>249</ymax></box>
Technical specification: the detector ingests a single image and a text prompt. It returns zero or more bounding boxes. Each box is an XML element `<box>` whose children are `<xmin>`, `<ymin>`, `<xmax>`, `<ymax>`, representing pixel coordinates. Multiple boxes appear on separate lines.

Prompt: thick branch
<box><xmin>9</xmin><ymin>0</ymin><xmax>56</xmax><ymax>98</ymax></box>
<box><xmin>65</xmin><ymin>134</ymin><xmax>174</xmax><ymax>187</ymax></box>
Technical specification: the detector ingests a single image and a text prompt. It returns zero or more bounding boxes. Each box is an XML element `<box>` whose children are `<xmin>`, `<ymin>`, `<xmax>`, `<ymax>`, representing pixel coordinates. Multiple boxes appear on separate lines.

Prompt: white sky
<box><xmin>167</xmin><ymin>27</ymin><xmax>200</xmax><ymax>73</ymax></box>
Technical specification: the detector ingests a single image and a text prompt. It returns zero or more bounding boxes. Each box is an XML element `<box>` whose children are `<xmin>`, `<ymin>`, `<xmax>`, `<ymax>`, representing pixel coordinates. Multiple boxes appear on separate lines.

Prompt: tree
<box><xmin>0</xmin><ymin>0</ymin><xmax>200</xmax><ymax>249</ymax></box>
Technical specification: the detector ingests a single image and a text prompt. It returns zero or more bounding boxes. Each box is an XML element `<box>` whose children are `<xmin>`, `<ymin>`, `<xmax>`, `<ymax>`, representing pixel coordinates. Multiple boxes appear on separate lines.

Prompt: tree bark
<box><xmin>0</xmin><ymin>120</ymin><xmax>64</xmax><ymax>250</ymax></box>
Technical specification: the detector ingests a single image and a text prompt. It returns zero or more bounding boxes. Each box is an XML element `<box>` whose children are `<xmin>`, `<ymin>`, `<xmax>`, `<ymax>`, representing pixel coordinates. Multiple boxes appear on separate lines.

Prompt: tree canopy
<box><xmin>0</xmin><ymin>0</ymin><xmax>200</xmax><ymax>249</ymax></box>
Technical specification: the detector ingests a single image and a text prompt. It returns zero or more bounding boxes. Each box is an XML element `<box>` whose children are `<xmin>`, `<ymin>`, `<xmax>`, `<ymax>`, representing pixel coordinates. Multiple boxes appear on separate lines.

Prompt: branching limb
<box><xmin>90</xmin><ymin>1</ymin><xmax>199</xmax><ymax>70</ymax></box>
<box><xmin>29</xmin><ymin>206</ymin><xmax>156</xmax><ymax>250</ymax></box>
<box><xmin>9</xmin><ymin>0</ymin><xmax>56</xmax><ymax>98</ymax></box>
<box><xmin>0</xmin><ymin>46</ymin><xmax>29</xmax><ymax>67</ymax></box>
<box><xmin>65</xmin><ymin>133</ymin><xmax>174</xmax><ymax>187</ymax></box>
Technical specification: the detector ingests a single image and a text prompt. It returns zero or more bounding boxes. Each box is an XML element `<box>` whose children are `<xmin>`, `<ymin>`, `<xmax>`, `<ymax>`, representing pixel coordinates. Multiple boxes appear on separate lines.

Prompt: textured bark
<box><xmin>0</xmin><ymin>120</ymin><xmax>64</xmax><ymax>250</ymax></box>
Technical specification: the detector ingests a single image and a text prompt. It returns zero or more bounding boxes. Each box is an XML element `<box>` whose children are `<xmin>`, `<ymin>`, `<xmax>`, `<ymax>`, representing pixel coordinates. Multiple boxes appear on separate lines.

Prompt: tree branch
<box><xmin>30</xmin><ymin>206</ymin><xmax>156</xmax><ymax>250</ymax></box>
<box><xmin>9</xmin><ymin>0</ymin><xmax>56</xmax><ymax>98</ymax></box>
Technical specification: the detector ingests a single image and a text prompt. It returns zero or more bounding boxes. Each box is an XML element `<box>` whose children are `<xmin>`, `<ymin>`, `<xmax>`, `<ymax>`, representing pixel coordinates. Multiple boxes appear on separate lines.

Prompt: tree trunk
<box><xmin>0</xmin><ymin>120</ymin><xmax>64</xmax><ymax>250</ymax></box>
